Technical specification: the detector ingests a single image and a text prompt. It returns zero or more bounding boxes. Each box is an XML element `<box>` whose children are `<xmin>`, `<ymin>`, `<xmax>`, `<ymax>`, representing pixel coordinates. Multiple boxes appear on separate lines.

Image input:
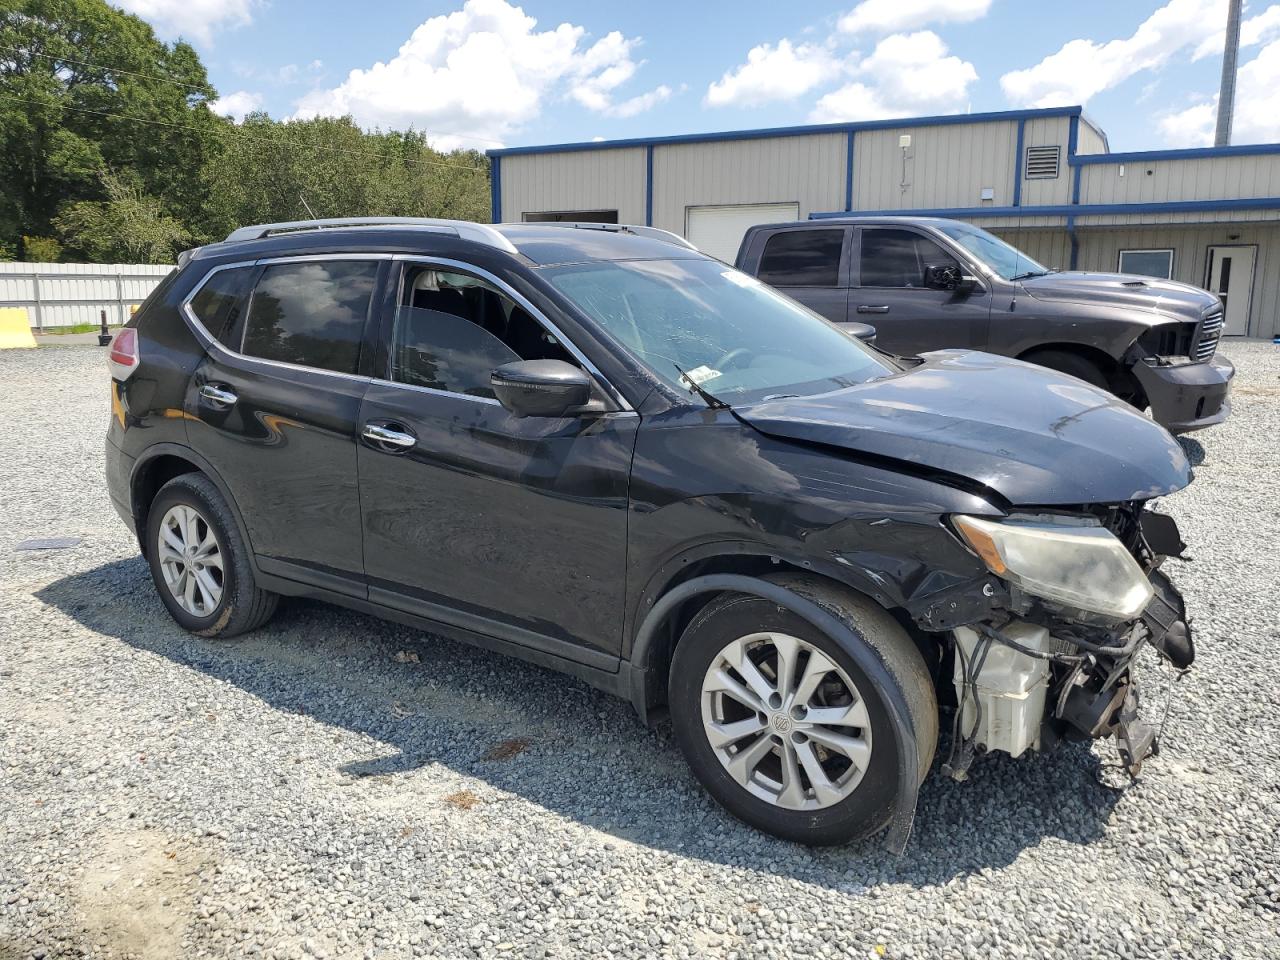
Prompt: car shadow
<box><xmin>36</xmin><ymin>558</ymin><xmax>1124</xmax><ymax>889</ymax></box>
<box><xmin>1179</xmin><ymin>436</ymin><xmax>1206</xmax><ymax>466</ymax></box>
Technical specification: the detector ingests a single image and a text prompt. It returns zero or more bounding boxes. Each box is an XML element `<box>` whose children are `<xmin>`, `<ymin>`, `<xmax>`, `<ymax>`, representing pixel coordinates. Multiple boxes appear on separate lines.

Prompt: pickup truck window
<box><xmin>757</xmin><ymin>229</ymin><xmax>842</xmax><ymax>286</ymax></box>
<box><xmin>860</xmin><ymin>228</ymin><xmax>957</xmax><ymax>288</ymax></box>
<box><xmin>934</xmin><ymin>221</ymin><xmax>1050</xmax><ymax>281</ymax></box>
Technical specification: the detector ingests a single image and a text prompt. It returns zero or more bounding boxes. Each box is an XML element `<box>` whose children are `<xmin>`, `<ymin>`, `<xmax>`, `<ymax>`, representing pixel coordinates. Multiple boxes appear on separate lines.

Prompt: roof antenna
<box><xmin>299</xmin><ymin>195</ymin><xmax>317</xmax><ymax>219</ymax></box>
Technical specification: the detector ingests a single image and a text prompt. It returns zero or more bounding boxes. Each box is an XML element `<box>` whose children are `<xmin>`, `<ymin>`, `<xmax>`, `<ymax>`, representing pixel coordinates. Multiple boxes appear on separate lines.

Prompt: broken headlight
<box><xmin>953</xmin><ymin>515</ymin><xmax>1154</xmax><ymax>621</ymax></box>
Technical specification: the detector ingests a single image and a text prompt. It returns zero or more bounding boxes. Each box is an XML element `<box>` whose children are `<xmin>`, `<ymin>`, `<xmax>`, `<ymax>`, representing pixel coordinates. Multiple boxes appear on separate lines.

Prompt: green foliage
<box><xmin>0</xmin><ymin>239</ymin><xmax>15</xmax><ymax>260</ymax></box>
<box><xmin>21</xmin><ymin>235</ymin><xmax>62</xmax><ymax>261</ymax></box>
<box><xmin>1</xmin><ymin>1</ymin><xmax>493</xmax><ymax>263</ymax></box>
<box><xmin>55</xmin><ymin>167</ymin><xmax>190</xmax><ymax>263</ymax></box>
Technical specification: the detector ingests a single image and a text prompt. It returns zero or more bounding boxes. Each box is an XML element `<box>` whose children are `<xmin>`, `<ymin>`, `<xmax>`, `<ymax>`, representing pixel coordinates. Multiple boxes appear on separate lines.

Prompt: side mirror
<box><xmin>491</xmin><ymin>359</ymin><xmax>591</xmax><ymax>418</ymax></box>
<box><xmin>923</xmin><ymin>263</ymin><xmax>961</xmax><ymax>291</ymax></box>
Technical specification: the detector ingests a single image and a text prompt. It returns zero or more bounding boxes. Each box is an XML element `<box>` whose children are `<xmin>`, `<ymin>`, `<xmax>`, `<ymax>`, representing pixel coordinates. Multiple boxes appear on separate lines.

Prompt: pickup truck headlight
<box><xmin>953</xmin><ymin>515</ymin><xmax>1153</xmax><ymax>620</ymax></box>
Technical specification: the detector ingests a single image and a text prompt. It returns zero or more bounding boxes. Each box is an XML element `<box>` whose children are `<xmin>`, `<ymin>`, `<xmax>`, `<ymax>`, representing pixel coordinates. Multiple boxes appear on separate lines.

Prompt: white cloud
<box><xmin>810</xmin><ymin>31</ymin><xmax>977</xmax><ymax>122</ymax></box>
<box><xmin>292</xmin><ymin>0</ymin><xmax>667</xmax><ymax>150</ymax></box>
<box><xmin>704</xmin><ymin>39</ymin><xmax>837</xmax><ymax>108</ymax></box>
<box><xmin>113</xmin><ymin>0</ymin><xmax>256</xmax><ymax>46</ymax></box>
<box><xmin>838</xmin><ymin>0</ymin><xmax>992</xmax><ymax>34</ymax></box>
<box><xmin>209</xmin><ymin>90</ymin><xmax>263</xmax><ymax>121</ymax></box>
<box><xmin>1000</xmin><ymin>0</ymin><xmax>1224</xmax><ymax>107</ymax></box>
<box><xmin>1193</xmin><ymin>3</ymin><xmax>1280</xmax><ymax>59</ymax></box>
<box><xmin>1159</xmin><ymin>38</ymin><xmax>1280</xmax><ymax>144</ymax></box>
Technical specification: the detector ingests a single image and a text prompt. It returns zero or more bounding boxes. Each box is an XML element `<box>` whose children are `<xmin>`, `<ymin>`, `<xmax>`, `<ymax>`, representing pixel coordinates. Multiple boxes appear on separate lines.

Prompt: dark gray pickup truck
<box><xmin>735</xmin><ymin>217</ymin><xmax>1234</xmax><ymax>432</ymax></box>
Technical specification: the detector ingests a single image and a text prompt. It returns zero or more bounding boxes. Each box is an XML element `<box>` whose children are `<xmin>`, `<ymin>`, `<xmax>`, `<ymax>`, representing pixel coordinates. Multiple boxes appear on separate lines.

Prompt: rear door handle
<box><xmin>362</xmin><ymin>423</ymin><xmax>416</xmax><ymax>450</ymax></box>
<box><xmin>857</xmin><ymin>305</ymin><xmax>890</xmax><ymax>314</ymax></box>
<box><xmin>199</xmin><ymin>383</ymin><xmax>238</xmax><ymax>407</ymax></box>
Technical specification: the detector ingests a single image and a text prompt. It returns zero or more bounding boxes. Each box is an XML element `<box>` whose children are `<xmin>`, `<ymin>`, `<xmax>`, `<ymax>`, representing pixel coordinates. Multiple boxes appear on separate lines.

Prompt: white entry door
<box><xmin>685</xmin><ymin>202</ymin><xmax>800</xmax><ymax>264</ymax></box>
<box><xmin>1205</xmin><ymin>245</ymin><xmax>1256</xmax><ymax>336</ymax></box>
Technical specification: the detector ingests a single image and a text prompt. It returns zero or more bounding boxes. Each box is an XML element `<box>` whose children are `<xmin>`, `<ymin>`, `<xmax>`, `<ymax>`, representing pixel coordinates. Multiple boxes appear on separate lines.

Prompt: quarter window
<box><xmin>189</xmin><ymin>266</ymin><xmax>255</xmax><ymax>346</ymax></box>
<box><xmin>391</xmin><ymin>266</ymin><xmax>575</xmax><ymax>399</ymax></box>
<box><xmin>859</xmin><ymin>229</ymin><xmax>958</xmax><ymax>288</ymax></box>
<box><xmin>757</xmin><ymin>230</ymin><xmax>843</xmax><ymax>286</ymax></box>
<box><xmin>241</xmin><ymin>260</ymin><xmax>379</xmax><ymax>374</ymax></box>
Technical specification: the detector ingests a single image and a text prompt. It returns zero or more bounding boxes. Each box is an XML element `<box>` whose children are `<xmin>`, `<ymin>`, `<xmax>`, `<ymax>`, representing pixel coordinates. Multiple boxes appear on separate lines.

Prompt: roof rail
<box><xmin>223</xmin><ymin>217</ymin><xmax>518</xmax><ymax>254</ymax></box>
<box><xmin>530</xmin><ymin>222</ymin><xmax>698</xmax><ymax>251</ymax></box>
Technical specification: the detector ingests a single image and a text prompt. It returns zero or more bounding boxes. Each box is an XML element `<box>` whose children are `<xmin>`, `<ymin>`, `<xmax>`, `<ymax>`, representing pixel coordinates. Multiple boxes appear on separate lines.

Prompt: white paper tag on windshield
<box><xmin>681</xmin><ymin>365</ymin><xmax>722</xmax><ymax>386</ymax></box>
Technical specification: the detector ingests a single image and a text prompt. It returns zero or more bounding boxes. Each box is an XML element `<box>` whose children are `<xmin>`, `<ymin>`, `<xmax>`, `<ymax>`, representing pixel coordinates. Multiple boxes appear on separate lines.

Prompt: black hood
<box><xmin>1020</xmin><ymin>271</ymin><xmax>1218</xmax><ymax>320</ymax></box>
<box><xmin>737</xmin><ymin>351</ymin><xmax>1192</xmax><ymax>506</ymax></box>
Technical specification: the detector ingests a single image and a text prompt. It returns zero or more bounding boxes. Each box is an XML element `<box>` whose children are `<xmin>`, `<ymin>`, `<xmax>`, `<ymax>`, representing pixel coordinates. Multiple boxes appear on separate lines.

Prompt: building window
<box><xmin>1118</xmin><ymin>249</ymin><xmax>1174</xmax><ymax>280</ymax></box>
<box><xmin>757</xmin><ymin>229</ymin><xmax>843</xmax><ymax>286</ymax></box>
<box><xmin>1024</xmin><ymin>145</ymin><xmax>1061</xmax><ymax>179</ymax></box>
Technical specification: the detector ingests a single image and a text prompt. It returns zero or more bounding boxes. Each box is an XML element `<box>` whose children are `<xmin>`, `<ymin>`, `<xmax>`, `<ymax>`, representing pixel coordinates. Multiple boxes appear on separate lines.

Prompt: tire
<box><xmin>1023</xmin><ymin>349</ymin><xmax>1108</xmax><ymax>390</ymax></box>
<box><xmin>144</xmin><ymin>473</ymin><xmax>278</xmax><ymax>638</ymax></box>
<box><xmin>668</xmin><ymin>575</ymin><xmax>937</xmax><ymax>846</ymax></box>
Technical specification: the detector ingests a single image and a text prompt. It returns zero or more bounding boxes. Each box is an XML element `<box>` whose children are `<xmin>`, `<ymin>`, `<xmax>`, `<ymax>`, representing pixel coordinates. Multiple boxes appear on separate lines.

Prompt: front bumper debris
<box><xmin>1134</xmin><ymin>355</ymin><xmax>1234</xmax><ymax>433</ymax></box>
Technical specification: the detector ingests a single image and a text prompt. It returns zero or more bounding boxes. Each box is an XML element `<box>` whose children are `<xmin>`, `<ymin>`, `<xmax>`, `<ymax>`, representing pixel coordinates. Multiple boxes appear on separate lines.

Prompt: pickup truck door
<box><xmin>850</xmin><ymin>226</ymin><xmax>991</xmax><ymax>355</ymax></box>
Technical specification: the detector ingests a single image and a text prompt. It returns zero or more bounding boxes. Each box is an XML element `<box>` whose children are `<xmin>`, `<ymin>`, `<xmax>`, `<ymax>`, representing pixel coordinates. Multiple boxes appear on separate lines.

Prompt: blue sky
<box><xmin>114</xmin><ymin>0</ymin><xmax>1280</xmax><ymax>152</ymax></box>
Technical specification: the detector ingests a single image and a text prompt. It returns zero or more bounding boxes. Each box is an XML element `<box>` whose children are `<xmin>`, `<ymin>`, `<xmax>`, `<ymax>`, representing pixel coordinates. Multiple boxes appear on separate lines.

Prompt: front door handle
<box><xmin>857</xmin><ymin>305</ymin><xmax>890</xmax><ymax>314</ymax></box>
<box><xmin>362</xmin><ymin>423</ymin><xmax>416</xmax><ymax>450</ymax></box>
<box><xmin>199</xmin><ymin>383</ymin><xmax>238</xmax><ymax>407</ymax></box>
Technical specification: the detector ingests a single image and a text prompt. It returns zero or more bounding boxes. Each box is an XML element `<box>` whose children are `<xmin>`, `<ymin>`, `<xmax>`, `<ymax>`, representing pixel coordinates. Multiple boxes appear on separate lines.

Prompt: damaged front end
<box><xmin>937</xmin><ymin>503</ymin><xmax>1194</xmax><ymax>781</ymax></box>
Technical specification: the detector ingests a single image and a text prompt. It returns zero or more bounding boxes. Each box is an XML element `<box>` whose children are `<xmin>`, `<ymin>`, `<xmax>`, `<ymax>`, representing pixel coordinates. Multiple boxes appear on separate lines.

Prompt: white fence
<box><xmin>0</xmin><ymin>262</ymin><xmax>174</xmax><ymax>330</ymax></box>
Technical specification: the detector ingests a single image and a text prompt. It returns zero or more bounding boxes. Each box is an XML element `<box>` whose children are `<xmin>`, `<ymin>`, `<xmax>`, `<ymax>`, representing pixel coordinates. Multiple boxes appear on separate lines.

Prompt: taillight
<box><xmin>108</xmin><ymin>328</ymin><xmax>140</xmax><ymax>381</ymax></box>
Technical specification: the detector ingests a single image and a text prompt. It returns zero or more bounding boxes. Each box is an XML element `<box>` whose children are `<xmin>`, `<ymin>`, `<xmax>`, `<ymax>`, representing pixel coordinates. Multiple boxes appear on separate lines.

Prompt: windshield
<box><xmin>543</xmin><ymin>258</ymin><xmax>895</xmax><ymax>403</ymax></box>
<box><xmin>934</xmin><ymin>221</ymin><xmax>1050</xmax><ymax>281</ymax></box>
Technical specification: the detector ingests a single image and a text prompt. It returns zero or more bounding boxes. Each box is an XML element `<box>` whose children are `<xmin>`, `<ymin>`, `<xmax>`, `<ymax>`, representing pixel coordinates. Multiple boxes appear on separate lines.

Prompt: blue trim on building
<box><xmin>1067</xmin><ymin>115</ymin><xmax>1081</xmax><ymax>206</ymax></box>
<box><xmin>485</xmin><ymin>106</ymin><xmax>1085</xmax><ymax>158</ymax></box>
<box><xmin>1012</xmin><ymin>119</ymin><xmax>1025</xmax><ymax>207</ymax></box>
<box><xmin>490</xmin><ymin>155</ymin><xmax>501</xmax><ymax>223</ymax></box>
<box><xmin>1067</xmin><ymin>216</ymin><xmax>1079</xmax><ymax>270</ymax></box>
<box><xmin>809</xmin><ymin>197</ymin><xmax>1280</xmax><ymax>219</ymax></box>
<box><xmin>845</xmin><ymin>131</ymin><xmax>855</xmax><ymax>211</ymax></box>
<box><xmin>645</xmin><ymin>144</ymin><xmax>654</xmax><ymax>227</ymax></box>
<box><xmin>1071</xmin><ymin>142</ymin><xmax>1280</xmax><ymax>165</ymax></box>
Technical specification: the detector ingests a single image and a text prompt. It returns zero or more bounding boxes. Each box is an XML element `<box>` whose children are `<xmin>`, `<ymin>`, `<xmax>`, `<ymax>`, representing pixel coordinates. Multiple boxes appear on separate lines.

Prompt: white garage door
<box><xmin>685</xmin><ymin>203</ymin><xmax>800</xmax><ymax>264</ymax></box>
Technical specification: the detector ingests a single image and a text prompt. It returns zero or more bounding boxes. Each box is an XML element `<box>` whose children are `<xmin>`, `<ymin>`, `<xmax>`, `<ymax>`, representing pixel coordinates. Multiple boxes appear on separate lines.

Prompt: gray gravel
<box><xmin>2</xmin><ymin>341</ymin><xmax>1278</xmax><ymax>960</ymax></box>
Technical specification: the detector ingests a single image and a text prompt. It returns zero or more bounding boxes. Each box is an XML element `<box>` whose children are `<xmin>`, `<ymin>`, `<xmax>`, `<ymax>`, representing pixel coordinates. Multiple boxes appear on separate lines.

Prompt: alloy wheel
<box><xmin>700</xmin><ymin>631</ymin><xmax>872</xmax><ymax>811</ymax></box>
<box><xmin>156</xmin><ymin>504</ymin><xmax>224</xmax><ymax>617</ymax></box>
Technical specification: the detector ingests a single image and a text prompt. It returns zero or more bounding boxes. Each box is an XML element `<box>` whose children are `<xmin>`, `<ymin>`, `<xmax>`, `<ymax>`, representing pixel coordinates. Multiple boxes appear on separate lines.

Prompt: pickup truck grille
<box><xmin>1194</xmin><ymin>310</ymin><xmax>1223</xmax><ymax>362</ymax></box>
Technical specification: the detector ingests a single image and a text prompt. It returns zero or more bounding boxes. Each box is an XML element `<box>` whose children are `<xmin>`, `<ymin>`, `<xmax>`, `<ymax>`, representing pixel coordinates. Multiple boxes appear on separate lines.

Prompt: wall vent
<box><xmin>1025</xmin><ymin>145</ymin><xmax>1061</xmax><ymax>179</ymax></box>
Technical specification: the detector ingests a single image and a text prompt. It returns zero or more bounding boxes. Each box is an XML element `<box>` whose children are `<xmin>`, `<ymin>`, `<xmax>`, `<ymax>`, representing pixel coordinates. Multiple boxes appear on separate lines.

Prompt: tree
<box><xmin>0</xmin><ymin>0</ymin><xmax>223</xmax><ymax>250</ymax></box>
<box><xmin>55</xmin><ymin>167</ymin><xmax>189</xmax><ymax>262</ymax></box>
<box><xmin>21</xmin><ymin>235</ymin><xmax>61</xmax><ymax>261</ymax></box>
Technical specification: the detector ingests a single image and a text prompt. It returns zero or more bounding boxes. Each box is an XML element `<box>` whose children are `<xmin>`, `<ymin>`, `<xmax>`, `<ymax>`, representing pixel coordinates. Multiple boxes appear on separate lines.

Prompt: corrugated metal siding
<box><xmin>990</xmin><ymin>228</ymin><xmax>1074</xmax><ymax>272</ymax></box>
<box><xmin>1020</xmin><ymin>117</ymin><xmax>1073</xmax><ymax>207</ymax></box>
<box><xmin>1079</xmin><ymin>154</ymin><xmax>1280</xmax><ymax>205</ymax></box>
<box><xmin>0</xmin><ymin>262</ymin><xmax>173</xmax><ymax>329</ymax></box>
<box><xmin>1073</xmin><ymin>223</ymin><xmax>1280</xmax><ymax>339</ymax></box>
<box><xmin>855</xmin><ymin>121</ymin><xmax>1019</xmax><ymax>210</ymax></box>
<box><xmin>1076</xmin><ymin>120</ymin><xmax>1108</xmax><ymax>157</ymax></box>
<box><xmin>499</xmin><ymin>148</ymin><xmax>646</xmax><ymax>223</ymax></box>
<box><xmin>650</xmin><ymin>134</ymin><xmax>845</xmax><ymax>235</ymax></box>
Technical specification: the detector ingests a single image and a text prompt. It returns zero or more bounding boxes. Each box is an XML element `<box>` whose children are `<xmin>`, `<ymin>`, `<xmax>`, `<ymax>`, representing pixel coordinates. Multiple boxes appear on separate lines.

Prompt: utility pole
<box><xmin>1215</xmin><ymin>0</ymin><xmax>1242</xmax><ymax>147</ymax></box>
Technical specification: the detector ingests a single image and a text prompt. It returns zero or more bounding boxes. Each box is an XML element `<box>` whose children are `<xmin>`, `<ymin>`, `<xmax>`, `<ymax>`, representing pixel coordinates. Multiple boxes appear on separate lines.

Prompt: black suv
<box><xmin>107</xmin><ymin>217</ymin><xmax>1196</xmax><ymax>848</ymax></box>
<box><xmin>736</xmin><ymin>217</ymin><xmax>1234</xmax><ymax>433</ymax></box>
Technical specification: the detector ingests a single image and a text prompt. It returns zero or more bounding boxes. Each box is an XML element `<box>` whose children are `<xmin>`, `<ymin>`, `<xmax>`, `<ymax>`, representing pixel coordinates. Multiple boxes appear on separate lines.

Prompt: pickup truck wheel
<box><xmin>668</xmin><ymin>578</ymin><xmax>937</xmax><ymax>846</ymax></box>
<box><xmin>1023</xmin><ymin>349</ymin><xmax>1108</xmax><ymax>390</ymax></box>
<box><xmin>145</xmin><ymin>473</ymin><xmax>278</xmax><ymax>638</ymax></box>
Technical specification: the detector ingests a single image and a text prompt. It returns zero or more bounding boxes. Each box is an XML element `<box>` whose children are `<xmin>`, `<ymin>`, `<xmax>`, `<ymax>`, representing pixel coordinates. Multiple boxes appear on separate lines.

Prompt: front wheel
<box><xmin>668</xmin><ymin>577</ymin><xmax>937</xmax><ymax>845</ymax></box>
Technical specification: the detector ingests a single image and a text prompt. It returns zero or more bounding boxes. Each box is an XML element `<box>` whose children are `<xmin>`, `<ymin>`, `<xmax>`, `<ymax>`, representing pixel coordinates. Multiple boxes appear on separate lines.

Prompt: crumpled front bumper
<box><xmin>1134</xmin><ymin>355</ymin><xmax>1234</xmax><ymax>433</ymax></box>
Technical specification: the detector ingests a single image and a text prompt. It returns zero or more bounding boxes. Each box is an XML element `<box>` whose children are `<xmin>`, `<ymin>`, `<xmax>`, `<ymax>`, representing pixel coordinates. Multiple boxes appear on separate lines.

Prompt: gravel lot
<box><xmin>2</xmin><ymin>341</ymin><xmax>1278</xmax><ymax>960</ymax></box>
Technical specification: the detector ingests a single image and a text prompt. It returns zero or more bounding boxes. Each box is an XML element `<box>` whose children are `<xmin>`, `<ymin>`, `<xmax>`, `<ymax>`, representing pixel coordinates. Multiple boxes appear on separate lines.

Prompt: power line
<box><xmin>0</xmin><ymin>44</ymin><xmax>506</xmax><ymax>148</ymax></box>
<box><xmin>0</xmin><ymin>93</ymin><xmax>490</xmax><ymax>175</ymax></box>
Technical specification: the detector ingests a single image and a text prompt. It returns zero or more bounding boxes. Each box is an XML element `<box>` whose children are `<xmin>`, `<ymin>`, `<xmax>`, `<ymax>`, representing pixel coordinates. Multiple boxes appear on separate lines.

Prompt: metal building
<box><xmin>488</xmin><ymin>105</ymin><xmax>1280</xmax><ymax>339</ymax></box>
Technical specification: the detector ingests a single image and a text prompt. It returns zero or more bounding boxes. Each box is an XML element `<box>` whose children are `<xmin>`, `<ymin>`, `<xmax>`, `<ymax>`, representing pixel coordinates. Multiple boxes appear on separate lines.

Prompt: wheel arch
<box><xmin>628</xmin><ymin>571</ymin><xmax>922</xmax><ymax>853</ymax></box>
<box><xmin>130</xmin><ymin>444</ymin><xmax>257</xmax><ymax>567</ymax></box>
<box><xmin>1017</xmin><ymin>341</ymin><xmax>1145</xmax><ymax>403</ymax></box>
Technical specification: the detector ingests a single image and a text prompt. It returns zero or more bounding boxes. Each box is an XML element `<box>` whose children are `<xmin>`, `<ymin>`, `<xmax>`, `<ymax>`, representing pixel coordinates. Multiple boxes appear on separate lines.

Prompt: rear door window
<box><xmin>241</xmin><ymin>260</ymin><xmax>379</xmax><ymax>374</ymax></box>
<box><xmin>859</xmin><ymin>228</ymin><xmax>958</xmax><ymax>288</ymax></box>
<box><xmin>757</xmin><ymin>230</ymin><xmax>843</xmax><ymax>286</ymax></box>
<box><xmin>189</xmin><ymin>266</ymin><xmax>255</xmax><ymax>346</ymax></box>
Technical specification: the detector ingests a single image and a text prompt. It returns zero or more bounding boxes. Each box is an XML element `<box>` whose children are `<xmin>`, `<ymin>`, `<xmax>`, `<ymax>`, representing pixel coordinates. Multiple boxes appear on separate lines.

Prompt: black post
<box><xmin>97</xmin><ymin>309</ymin><xmax>112</xmax><ymax>346</ymax></box>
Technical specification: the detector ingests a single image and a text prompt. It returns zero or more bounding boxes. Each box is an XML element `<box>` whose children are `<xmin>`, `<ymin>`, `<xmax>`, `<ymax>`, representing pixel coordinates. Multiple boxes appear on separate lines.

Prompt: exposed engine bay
<box><xmin>939</xmin><ymin>503</ymin><xmax>1194</xmax><ymax>781</ymax></box>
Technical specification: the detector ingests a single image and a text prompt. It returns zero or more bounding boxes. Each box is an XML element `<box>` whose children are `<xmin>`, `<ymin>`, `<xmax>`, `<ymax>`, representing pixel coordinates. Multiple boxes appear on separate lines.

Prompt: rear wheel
<box><xmin>668</xmin><ymin>577</ymin><xmax>937</xmax><ymax>845</ymax></box>
<box><xmin>145</xmin><ymin>473</ymin><xmax>277</xmax><ymax>637</ymax></box>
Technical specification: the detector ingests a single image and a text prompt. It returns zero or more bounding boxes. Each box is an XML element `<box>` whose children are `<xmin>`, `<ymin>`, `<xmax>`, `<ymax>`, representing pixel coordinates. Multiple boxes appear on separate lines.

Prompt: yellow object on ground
<box><xmin>0</xmin><ymin>307</ymin><xmax>37</xmax><ymax>349</ymax></box>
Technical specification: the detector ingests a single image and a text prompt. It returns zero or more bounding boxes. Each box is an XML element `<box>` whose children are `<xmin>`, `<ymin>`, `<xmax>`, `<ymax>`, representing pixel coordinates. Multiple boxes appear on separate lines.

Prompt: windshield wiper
<box><xmin>673</xmin><ymin>363</ymin><xmax>731</xmax><ymax>410</ymax></box>
<box><xmin>1010</xmin><ymin>269</ymin><xmax>1052</xmax><ymax>281</ymax></box>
